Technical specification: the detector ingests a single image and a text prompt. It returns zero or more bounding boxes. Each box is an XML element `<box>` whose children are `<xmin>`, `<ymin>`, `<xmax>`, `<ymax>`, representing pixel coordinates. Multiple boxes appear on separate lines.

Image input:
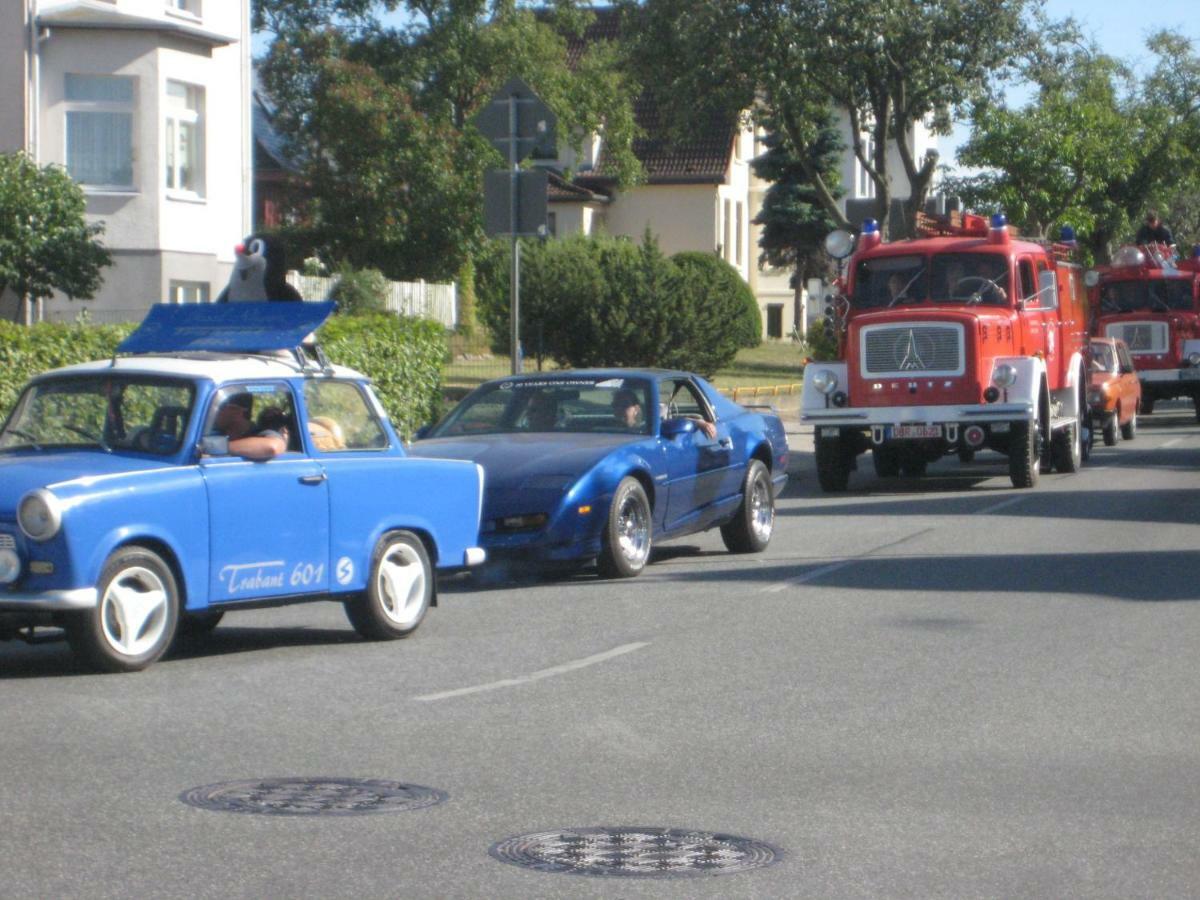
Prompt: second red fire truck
<box><xmin>802</xmin><ymin>212</ymin><xmax>1090</xmax><ymax>490</ymax></box>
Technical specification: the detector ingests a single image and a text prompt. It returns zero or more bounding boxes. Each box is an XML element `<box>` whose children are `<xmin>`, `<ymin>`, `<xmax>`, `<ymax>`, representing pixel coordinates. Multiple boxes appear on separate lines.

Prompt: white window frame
<box><xmin>169</xmin><ymin>280</ymin><xmax>210</xmax><ymax>304</ymax></box>
<box><xmin>165</xmin><ymin>0</ymin><xmax>202</xmax><ymax>17</ymax></box>
<box><xmin>165</xmin><ymin>80</ymin><xmax>205</xmax><ymax>198</ymax></box>
<box><xmin>64</xmin><ymin>74</ymin><xmax>135</xmax><ymax>191</ymax></box>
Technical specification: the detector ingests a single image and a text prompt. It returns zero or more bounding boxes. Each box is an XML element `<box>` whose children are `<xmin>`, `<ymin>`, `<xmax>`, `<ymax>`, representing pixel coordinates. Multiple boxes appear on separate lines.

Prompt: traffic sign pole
<box><xmin>509</xmin><ymin>93</ymin><xmax>521</xmax><ymax>374</ymax></box>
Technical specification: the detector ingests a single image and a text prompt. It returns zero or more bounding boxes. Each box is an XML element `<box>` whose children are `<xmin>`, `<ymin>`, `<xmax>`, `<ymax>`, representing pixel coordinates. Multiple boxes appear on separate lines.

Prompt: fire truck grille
<box><xmin>861</xmin><ymin>324</ymin><xmax>964</xmax><ymax>376</ymax></box>
<box><xmin>1106</xmin><ymin>321</ymin><xmax>1167</xmax><ymax>354</ymax></box>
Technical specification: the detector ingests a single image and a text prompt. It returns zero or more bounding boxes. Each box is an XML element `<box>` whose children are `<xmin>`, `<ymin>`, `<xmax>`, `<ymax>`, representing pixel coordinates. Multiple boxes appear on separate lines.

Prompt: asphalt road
<box><xmin>3</xmin><ymin>401</ymin><xmax>1199</xmax><ymax>899</ymax></box>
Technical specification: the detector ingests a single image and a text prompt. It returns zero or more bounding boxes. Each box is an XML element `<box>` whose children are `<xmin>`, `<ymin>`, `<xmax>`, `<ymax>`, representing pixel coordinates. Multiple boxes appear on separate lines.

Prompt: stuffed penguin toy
<box><xmin>217</xmin><ymin>234</ymin><xmax>303</xmax><ymax>302</ymax></box>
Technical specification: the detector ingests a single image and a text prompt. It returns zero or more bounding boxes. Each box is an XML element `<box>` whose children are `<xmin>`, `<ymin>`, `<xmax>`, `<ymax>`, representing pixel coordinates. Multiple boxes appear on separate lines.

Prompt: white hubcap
<box><xmin>101</xmin><ymin>565</ymin><xmax>169</xmax><ymax>657</ymax></box>
<box><xmin>376</xmin><ymin>543</ymin><xmax>426</xmax><ymax>627</ymax></box>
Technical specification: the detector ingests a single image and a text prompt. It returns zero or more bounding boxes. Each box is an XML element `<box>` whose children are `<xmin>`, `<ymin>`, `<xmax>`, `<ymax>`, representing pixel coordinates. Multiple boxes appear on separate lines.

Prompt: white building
<box><xmin>2</xmin><ymin>0</ymin><xmax>252</xmax><ymax>322</ymax></box>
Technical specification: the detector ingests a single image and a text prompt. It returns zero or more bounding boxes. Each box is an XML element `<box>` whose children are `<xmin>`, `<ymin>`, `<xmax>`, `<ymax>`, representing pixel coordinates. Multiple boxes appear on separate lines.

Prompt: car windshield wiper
<box><xmin>1</xmin><ymin>428</ymin><xmax>43</xmax><ymax>450</ymax></box>
<box><xmin>64</xmin><ymin>424</ymin><xmax>112</xmax><ymax>452</ymax></box>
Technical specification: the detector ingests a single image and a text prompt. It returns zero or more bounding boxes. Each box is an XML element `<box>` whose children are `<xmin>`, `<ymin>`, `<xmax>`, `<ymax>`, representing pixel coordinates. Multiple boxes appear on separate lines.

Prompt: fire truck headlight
<box><xmin>811</xmin><ymin>369</ymin><xmax>839</xmax><ymax>395</ymax></box>
<box><xmin>1084</xmin><ymin>270</ymin><xmax>1100</xmax><ymax>288</ymax></box>
<box><xmin>992</xmin><ymin>364</ymin><xmax>1018</xmax><ymax>388</ymax></box>
<box><xmin>823</xmin><ymin>230</ymin><xmax>855</xmax><ymax>260</ymax></box>
<box><xmin>1189</xmin><ymin>352</ymin><xmax>1200</xmax><ymax>367</ymax></box>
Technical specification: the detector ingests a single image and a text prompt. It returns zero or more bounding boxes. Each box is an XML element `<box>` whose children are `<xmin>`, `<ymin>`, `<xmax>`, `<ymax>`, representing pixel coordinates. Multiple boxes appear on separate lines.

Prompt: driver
<box><xmin>209</xmin><ymin>393</ymin><xmax>288</xmax><ymax>460</ymax></box>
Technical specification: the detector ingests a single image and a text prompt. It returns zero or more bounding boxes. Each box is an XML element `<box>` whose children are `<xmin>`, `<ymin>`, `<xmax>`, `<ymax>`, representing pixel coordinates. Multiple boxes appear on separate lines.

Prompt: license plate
<box><xmin>1180</xmin><ymin>369</ymin><xmax>1200</xmax><ymax>380</ymax></box>
<box><xmin>889</xmin><ymin>424</ymin><xmax>942</xmax><ymax>439</ymax></box>
<box><xmin>819</xmin><ymin>427</ymin><xmax>841</xmax><ymax>437</ymax></box>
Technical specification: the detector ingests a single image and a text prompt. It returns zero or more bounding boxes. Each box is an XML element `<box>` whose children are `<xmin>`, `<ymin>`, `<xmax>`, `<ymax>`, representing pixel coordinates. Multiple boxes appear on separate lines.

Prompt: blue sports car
<box><xmin>408</xmin><ymin>371</ymin><xmax>789</xmax><ymax>578</ymax></box>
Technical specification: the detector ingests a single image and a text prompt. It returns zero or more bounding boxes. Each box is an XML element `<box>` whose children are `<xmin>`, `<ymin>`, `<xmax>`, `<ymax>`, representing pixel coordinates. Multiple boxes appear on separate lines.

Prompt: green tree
<box><xmin>622</xmin><ymin>0</ymin><xmax>1035</xmax><ymax>238</ymax></box>
<box><xmin>254</xmin><ymin>1</ymin><xmax>641</xmax><ymax>281</ymax></box>
<box><xmin>950</xmin><ymin>30</ymin><xmax>1200</xmax><ymax>263</ymax></box>
<box><xmin>0</xmin><ymin>153</ymin><xmax>111</xmax><ymax>325</ymax></box>
<box><xmin>751</xmin><ymin>109</ymin><xmax>844</xmax><ymax>289</ymax></box>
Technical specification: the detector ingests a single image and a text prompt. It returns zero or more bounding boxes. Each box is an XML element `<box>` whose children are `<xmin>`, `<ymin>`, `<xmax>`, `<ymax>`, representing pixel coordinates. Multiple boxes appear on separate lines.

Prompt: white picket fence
<box><xmin>286</xmin><ymin>272</ymin><xmax>457</xmax><ymax>327</ymax></box>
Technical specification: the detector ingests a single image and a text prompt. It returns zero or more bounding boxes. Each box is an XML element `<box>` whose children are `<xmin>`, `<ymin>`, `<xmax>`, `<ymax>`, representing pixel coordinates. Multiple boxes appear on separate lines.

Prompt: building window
<box><xmin>766</xmin><ymin>304</ymin><xmax>784</xmax><ymax>339</ymax></box>
<box><xmin>857</xmin><ymin>135</ymin><xmax>876</xmax><ymax>199</ymax></box>
<box><xmin>65</xmin><ymin>74</ymin><xmax>134</xmax><ymax>188</ymax></box>
<box><xmin>165</xmin><ymin>81</ymin><xmax>205</xmax><ymax>196</ymax></box>
<box><xmin>169</xmin><ymin>280</ymin><xmax>210</xmax><ymax>304</ymax></box>
<box><xmin>735</xmin><ymin>202</ymin><xmax>744</xmax><ymax>266</ymax></box>
<box><xmin>166</xmin><ymin>0</ymin><xmax>202</xmax><ymax>15</ymax></box>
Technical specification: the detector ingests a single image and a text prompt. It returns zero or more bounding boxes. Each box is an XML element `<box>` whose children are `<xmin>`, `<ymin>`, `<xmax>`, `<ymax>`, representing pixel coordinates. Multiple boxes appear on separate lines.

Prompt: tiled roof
<box><xmin>546</xmin><ymin>170</ymin><xmax>610</xmax><ymax>202</ymax></box>
<box><xmin>253</xmin><ymin>88</ymin><xmax>303</xmax><ymax>174</ymax></box>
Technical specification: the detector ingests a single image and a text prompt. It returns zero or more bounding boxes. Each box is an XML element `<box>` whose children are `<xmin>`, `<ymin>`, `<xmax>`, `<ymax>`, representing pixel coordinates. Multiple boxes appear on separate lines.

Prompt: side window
<box><xmin>1037</xmin><ymin>265</ymin><xmax>1059</xmax><ymax>310</ymax></box>
<box><xmin>1117</xmin><ymin>344</ymin><xmax>1135</xmax><ymax>373</ymax></box>
<box><xmin>1019</xmin><ymin>260</ymin><xmax>1037</xmax><ymax>305</ymax></box>
<box><xmin>660</xmin><ymin>379</ymin><xmax>713</xmax><ymax>424</ymax></box>
<box><xmin>207</xmin><ymin>383</ymin><xmax>299</xmax><ymax>451</ymax></box>
<box><xmin>303</xmin><ymin>381</ymin><xmax>388</xmax><ymax>451</ymax></box>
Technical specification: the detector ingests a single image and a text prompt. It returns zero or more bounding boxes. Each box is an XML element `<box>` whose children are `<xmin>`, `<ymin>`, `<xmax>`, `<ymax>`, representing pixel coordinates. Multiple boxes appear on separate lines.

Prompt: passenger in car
<box><xmin>209</xmin><ymin>393</ymin><xmax>289</xmax><ymax>460</ymax></box>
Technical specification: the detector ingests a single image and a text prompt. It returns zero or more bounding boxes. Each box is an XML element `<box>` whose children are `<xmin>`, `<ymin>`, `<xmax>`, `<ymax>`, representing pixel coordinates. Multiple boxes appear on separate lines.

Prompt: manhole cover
<box><xmin>489</xmin><ymin>826</ymin><xmax>783</xmax><ymax>878</ymax></box>
<box><xmin>180</xmin><ymin>778</ymin><xmax>448</xmax><ymax>816</ymax></box>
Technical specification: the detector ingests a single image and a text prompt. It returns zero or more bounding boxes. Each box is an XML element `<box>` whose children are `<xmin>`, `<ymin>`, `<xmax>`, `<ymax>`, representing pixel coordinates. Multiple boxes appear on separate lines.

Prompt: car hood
<box><xmin>0</xmin><ymin>451</ymin><xmax>174</xmax><ymax>516</ymax></box>
<box><xmin>408</xmin><ymin>432</ymin><xmax>643</xmax><ymax>491</ymax></box>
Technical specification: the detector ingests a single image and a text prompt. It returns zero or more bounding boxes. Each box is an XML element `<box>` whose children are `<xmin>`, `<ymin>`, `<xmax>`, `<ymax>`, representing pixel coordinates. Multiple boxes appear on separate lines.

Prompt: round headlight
<box><xmin>0</xmin><ymin>548</ymin><xmax>19</xmax><ymax>584</ymax></box>
<box><xmin>811</xmin><ymin>369</ymin><xmax>839</xmax><ymax>395</ymax></box>
<box><xmin>18</xmin><ymin>489</ymin><xmax>62</xmax><ymax>541</ymax></box>
<box><xmin>1189</xmin><ymin>352</ymin><xmax>1200</xmax><ymax>367</ymax></box>
<box><xmin>1083</xmin><ymin>270</ymin><xmax>1100</xmax><ymax>288</ymax></box>
<box><xmin>823</xmin><ymin>229</ymin><xmax>855</xmax><ymax>260</ymax></box>
<box><xmin>992</xmin><ymin>364</ymin><xmax>1018</xmax><ymax>388</ymax></box>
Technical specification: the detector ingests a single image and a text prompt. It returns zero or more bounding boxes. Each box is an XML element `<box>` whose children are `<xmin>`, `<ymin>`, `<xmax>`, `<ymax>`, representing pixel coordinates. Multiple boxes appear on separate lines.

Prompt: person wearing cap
<box><xmin>208</xmin><ymin>392</ymin><xmax>289</xmax><ymax>459</ymax></box>
<box><xmin>1135</xmin><ymin>211</ymin><xmax>1175</xmax><ymax>247</ymax></box>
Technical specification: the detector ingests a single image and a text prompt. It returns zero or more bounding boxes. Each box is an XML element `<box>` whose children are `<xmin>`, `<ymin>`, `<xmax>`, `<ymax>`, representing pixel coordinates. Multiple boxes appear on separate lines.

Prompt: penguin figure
<box><xmin>217</xmin><ymin>234</ymin><xmax>303</xmax><ymax>302</ymax></box>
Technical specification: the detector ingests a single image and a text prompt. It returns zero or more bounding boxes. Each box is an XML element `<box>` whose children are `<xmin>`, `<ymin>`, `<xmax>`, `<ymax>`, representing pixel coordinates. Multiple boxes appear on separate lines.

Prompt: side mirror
<box><xmin>198</xmin><ymin>435</ymin><xmax>229</xmax><ymax>456</ymax></box>
<box><xmin>661</xmin><ymin>417</ymin><xmax>698</xmax><ymax>439</ymax></box>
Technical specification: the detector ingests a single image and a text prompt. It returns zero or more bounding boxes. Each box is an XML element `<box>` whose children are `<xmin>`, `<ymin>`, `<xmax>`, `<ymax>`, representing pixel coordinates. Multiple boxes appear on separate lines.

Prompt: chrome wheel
<box><xmin>749</xmin><ymin>474</ymin><xmax>774</xmax><ymax>544</ymax></box>
<box><xmin>615</xmin><ymin>492</ymin><xmax>651</xmax><ymax>568</ymax></box>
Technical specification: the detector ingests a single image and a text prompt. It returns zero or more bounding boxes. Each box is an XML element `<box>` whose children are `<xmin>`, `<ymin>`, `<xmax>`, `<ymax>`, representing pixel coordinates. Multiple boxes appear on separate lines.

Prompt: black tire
<box><xmin>64</xmin><ymin>546</ymin><xmax>180</xmax><ymax>672</ymax></box>
<box><xmin>597</xmin><ymin>477</ymin><xmax>652</xmax><ymax>578</ymax></box>
<box><xmin>1142</xmin><ymin>396</ymin><xmax>1155</xmax><ymax>415</ymax></box>
<box><xmin>815</xmin><ymin>435</ymin><xmax>853</xmax><ymax>492</ymax></box>
<box><xmin>344</xmin><ymin>530</ymin><xmax>432</xmax><ymax>639</ymax></box>
<box><xmin>872</xmin><ymin>445</ymin><xmax>900</xmax><ymax>478</ymax></box>
<box><xmin>1081</xmin><ymin>416</ymin><xmax>1094</xmax><ymax>462</ymax></box>
<box><xmin>1051</xmin><ymin>419</ymin><xmax>1082</xmax><ymax>473</ymax></box>
<box><xmin>721</xmin><ymin>460</ymin><xmax>775</xmax><ymax>553</ymax></box>
<box><xmin>1008</xmin><ymin>418</ymin><xmax>1040</xmax><ymax>489</ymax></box>
<box><xmin>1102</xmin><ymin>410</ymin><xmax>1119</xmax><ymax>446</ymax></box>
<box><xmin>899</xmin><ymin>459</ymin><xmax>927</xmax><ymax>477</ymax></box>
<box><xmin>1121</xmin><ymin>409</ymin><xmax>1137</xmax><ymax>440</ymax></box>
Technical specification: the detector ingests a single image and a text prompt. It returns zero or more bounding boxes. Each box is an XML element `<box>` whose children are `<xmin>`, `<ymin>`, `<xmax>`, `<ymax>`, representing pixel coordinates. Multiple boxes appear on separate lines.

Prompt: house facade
<box><xmin>2</xmin><ymin>0</ymin><xmax>251</xmax><ymax>323</ymax></box>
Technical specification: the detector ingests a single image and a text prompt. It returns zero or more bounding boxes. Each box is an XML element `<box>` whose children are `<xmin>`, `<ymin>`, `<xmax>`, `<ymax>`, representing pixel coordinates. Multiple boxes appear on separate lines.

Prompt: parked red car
<box><xmin>1088</xmin><ymin>337</ymin><xmax>1142</xmax><ymax>445</ymax></box>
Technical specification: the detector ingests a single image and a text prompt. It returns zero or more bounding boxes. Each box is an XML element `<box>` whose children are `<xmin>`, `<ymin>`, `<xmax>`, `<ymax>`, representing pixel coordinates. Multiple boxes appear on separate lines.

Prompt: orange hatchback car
<box><xmin>1088</xmin><ymin>337</ymin><xmax>1142</xmax><ymax>445</ymax></box>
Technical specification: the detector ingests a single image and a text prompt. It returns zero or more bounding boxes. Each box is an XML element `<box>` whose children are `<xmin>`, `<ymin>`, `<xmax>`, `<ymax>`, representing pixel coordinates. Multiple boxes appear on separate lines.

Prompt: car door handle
<box><xmin>299</xmin><ymin>473</ymin><xmax>327</xmax><ymax>485</ymax></box>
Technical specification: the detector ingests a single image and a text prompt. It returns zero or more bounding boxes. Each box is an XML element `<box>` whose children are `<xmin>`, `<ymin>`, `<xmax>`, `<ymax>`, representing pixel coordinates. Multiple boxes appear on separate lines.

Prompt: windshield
<box><xmin>428</xmin><ymin>376</ymin><xmax>653</xmax><ymax>437</ymax></box>
<box><xmin>1089</xmin><ymin>342</ymin><xmax>1118</xmax><ymax>374</ymax></box>
<box><xmin>0</xmin><ymin>375</ymin><xmax>196</xmax><ymax>455</ymax></box>
<box><xmin>1099</xmin><ymin>278</ymin><xmax>1194</xmax><ymax>313</ymax></box>
<box><xmin>853</xmin><ymin>253</ymin><xmax>1011</xmax><ymax>308</ymax></box>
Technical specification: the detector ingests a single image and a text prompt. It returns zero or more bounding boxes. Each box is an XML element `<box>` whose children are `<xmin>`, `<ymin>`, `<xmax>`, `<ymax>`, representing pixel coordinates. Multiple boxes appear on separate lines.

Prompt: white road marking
<box><xmin>762</xmin><ymin>528</ymin><xmax>934</xmax><ymax>593</ymax></box>
<box><xmin>1162</xmin><ymin>438</ymin><xmax>1183</xmax><ymax>448</ymax></box>
<box><xmin>975</xmin><ymin>495</ymin><xmax>1027</xmax><ymax>515</ymax></box>
<box><xmin>413</xmin><ymin>642</ymin><xmax>650</xmax><ymax>702</ymax></box>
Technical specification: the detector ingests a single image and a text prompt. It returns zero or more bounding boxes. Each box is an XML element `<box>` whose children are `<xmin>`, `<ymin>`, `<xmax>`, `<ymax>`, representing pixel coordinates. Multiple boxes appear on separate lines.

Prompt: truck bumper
<box><xmin>803</xmin><ymin>401</ymin><xmax>1034</xmax><ymax>428</ymax></box>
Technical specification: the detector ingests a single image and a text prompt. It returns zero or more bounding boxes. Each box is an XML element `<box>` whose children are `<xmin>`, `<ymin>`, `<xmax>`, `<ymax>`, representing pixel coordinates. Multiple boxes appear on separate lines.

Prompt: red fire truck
<box><xmin>1086</xmin><ymin>244</ymin><xmax>1200</xmax><ymax>419</ymax></box>
<box><xmin>802</xmin><ymin>212</ymin><xmax>1090</xmax><ymax>490</ymax></box>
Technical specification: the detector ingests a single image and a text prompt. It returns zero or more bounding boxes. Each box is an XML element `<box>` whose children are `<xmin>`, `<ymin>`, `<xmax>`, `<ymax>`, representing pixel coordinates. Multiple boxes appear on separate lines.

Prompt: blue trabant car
<box><xmin>0</xmin><ymin>303</ymin><xmax>485</xmax><ymax>672</ymax></box>
<box><xmin>408</xmin><ymin>371</ymin><xmax>789</xmax><ymax>578</ymax></box>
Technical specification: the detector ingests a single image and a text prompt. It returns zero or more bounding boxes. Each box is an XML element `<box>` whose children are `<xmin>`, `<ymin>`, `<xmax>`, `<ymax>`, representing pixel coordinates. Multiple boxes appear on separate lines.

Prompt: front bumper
<box><xmin>1140</xmin><ymin>368</ymin><xmax>1200</xmax><ymax>384</ymax></box>
<box><xmin>0</xmin><ymin>587</ymin><xmax>98</xmax><ymax>611</ymax></box>
<box><xmin>803</xmin><ymin>401</ymin><xmax>1034</xmax><ymax>427</ymax></box>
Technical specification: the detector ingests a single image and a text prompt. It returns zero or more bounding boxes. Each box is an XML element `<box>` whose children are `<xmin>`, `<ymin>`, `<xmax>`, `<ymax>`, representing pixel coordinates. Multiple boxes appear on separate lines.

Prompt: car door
<box><xmin>1115</xmin><ymin>342</ymin><xmax>1140</xmax><ymax>418</ymax></box>
<box><xmin>659</xmin><ymin>378</ymin><xmax>732</xmax><ymax>530</ymax></box>
<box><xmin>201</xmin><ymin>382</ymin><xmax>330</xmax><ymax>603</ymax></box>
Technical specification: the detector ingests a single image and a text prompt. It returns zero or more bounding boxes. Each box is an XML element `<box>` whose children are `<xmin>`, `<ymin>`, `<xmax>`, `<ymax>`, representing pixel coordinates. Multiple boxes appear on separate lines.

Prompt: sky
<box><xmin>939</xmin><ymin>0</ymin><xmax>1200</xmax><ymax>170</ymax></box>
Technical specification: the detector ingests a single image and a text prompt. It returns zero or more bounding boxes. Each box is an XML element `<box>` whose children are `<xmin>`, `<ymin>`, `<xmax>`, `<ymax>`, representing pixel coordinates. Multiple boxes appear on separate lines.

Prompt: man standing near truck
<box><xmin>1135</xmin><ymin>211</ymin><xmax>1175</xmax><ymax>248</ymax></box>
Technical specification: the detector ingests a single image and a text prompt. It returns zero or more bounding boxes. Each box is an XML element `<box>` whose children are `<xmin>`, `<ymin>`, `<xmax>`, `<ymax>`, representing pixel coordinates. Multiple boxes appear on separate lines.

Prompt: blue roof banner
<box><xmin>117</xmin><ymin>302</ymin><xmax>337</xmax><ymax>355</ymax></box>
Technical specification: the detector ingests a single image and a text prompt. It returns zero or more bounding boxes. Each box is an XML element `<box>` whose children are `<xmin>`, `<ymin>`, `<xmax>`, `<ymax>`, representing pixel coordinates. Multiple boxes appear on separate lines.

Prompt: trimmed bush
<box><xmin>671</xmin><ymin>251</ymin><xmax>762</xmax><ymax>350</ymax></box>
<box><xmin>330</xmin><ymin>266</ymin><xmax>389</xmax><ymax>316</ymax></box>
<box><xmin>0</xmin><ymin>314</ymin><xmax>446</xmax><ymax>442</ymax></box>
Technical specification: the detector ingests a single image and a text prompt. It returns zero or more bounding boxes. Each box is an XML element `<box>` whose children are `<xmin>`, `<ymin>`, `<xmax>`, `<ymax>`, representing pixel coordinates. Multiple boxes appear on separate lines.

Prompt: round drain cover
<box><xmin>490</xmin><ymin>826</ymin><xmax>783</xmax><ymax>878</ymax></box>
<box><xmin>181</xmin><ymin>778</ymin><xmax>448</xmax><ymax>816</ymax></box>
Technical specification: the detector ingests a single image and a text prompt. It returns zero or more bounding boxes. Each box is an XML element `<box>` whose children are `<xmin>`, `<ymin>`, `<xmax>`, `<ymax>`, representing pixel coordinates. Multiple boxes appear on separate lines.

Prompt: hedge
<box><xmin>0</xmin><ymin>312</ymin><xmax>447</xmax><ymax>441</ymax></box>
